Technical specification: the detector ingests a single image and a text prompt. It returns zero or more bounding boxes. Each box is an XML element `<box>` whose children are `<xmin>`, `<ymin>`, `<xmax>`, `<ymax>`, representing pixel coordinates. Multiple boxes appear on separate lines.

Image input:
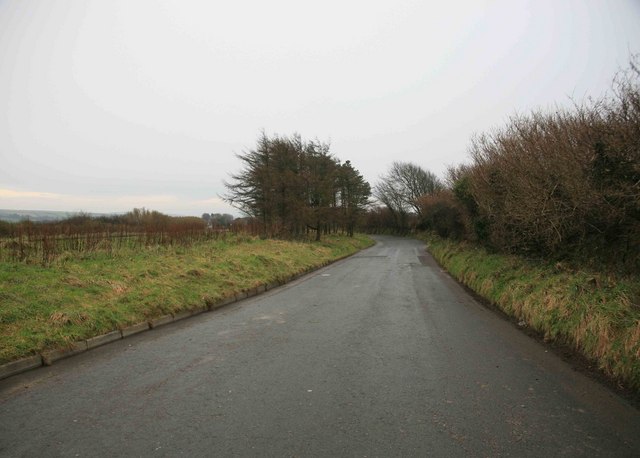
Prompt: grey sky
<box><xmin>1</xmin><ymin>0</ymin><xmax>639</xmax><ymax>216</ymax></box>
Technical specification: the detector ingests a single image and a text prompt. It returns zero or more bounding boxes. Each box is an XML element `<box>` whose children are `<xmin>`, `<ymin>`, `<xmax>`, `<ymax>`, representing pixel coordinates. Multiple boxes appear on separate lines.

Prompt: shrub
<box><xmin>446</xmin><ymin>57</ymin><xmax>640</xmax><ymax>271</ymax></box>
<box><xmin>416</xmin><ymin>191</ymin><xmax>466</xmax><ymax>239</ymax></box>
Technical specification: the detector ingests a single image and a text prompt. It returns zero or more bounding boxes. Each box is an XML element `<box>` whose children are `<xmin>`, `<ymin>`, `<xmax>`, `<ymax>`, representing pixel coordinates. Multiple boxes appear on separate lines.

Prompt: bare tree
<box><xmin>374</xmin><ymin>162</ymin><xmax>443</xmax><ymax>230</ymax></box>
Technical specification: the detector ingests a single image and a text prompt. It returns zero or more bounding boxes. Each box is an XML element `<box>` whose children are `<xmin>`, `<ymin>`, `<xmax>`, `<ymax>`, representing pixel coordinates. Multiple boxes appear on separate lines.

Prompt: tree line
<box><xmin>365</xmin><ymin>56</ymin><xmax>640</xmax><ymax>273</ymax></box>
<box><xmin>224</xmin><ymin>133</ymin><xmax>371</xmax><ymax>240</ymax></box>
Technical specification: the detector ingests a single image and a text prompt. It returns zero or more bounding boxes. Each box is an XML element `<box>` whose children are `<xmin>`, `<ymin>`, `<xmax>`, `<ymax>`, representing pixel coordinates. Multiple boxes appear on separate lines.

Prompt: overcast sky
<box><xmin>1</xmin><ymin>0</ymin><xmax>639</xmax><ymax>216</ymax></box>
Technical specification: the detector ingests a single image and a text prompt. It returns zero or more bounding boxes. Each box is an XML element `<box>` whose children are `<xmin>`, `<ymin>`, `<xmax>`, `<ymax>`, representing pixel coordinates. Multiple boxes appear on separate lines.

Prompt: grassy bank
<box><xmin>418</xmin><ymin>233</ymin><xmax>640</xmax><ymax>392</ymax></box>
<box><xmin>0</xmin><ymin>234</ymin><xmax>374</xmax><ymax>364</ymax></box>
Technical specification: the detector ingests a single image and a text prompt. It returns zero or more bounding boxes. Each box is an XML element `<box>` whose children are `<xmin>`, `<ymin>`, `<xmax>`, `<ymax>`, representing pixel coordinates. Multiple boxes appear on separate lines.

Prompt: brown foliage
<box><xmin>416</xmin><ymin>191</ymin><xmax>466</xmax><ymax>239</ymax></box>
<box><xmin>445</xmin><ymin>57</ymin><xmax>640</xmax><ymax>270</ymax></box>
<box><xmin>0</xmin><ymin>208</ymin><xmax>214</xmax><ymax>264</ymax></box>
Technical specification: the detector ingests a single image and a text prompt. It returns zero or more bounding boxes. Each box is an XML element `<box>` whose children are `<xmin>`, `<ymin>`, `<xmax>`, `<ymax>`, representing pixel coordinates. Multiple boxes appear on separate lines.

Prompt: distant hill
<box><xmin>0</xmin><ymin>209</ymin><xmax>112</xmax><ymax>223</ymax></box>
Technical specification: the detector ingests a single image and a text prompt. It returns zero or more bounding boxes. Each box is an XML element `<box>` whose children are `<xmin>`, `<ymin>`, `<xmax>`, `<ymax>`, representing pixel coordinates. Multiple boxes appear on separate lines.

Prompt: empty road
<box><xmin>1</xmin><ymin>236</ymin><xmax>639</xmax><ymax>456</ymax></box>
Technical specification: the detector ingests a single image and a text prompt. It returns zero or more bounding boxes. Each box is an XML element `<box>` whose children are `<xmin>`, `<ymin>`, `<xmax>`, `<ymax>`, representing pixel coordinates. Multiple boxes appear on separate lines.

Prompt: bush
<box><xmin>446</xmin><ymin>57</ymin><xmax>640</xmax><ymax>272</ymax></box>
<box><xmin>416</xmin><ymin>191</ymin><xmax>466</xmax><ymax>239</ymax></box>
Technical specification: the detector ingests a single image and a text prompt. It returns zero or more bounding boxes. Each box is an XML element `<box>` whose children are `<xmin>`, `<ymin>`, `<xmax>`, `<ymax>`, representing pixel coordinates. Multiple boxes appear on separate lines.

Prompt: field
<box><xmin>0</xmin><ymin>233</ymin><xmax>373</xmax><ymax>364</ymax></box>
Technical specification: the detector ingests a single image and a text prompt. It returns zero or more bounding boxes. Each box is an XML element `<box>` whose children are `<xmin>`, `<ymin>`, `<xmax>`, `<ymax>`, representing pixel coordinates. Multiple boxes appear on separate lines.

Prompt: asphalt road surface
<box><xmin>1</xmin><ymin>236</ymin><xmax>639</xmax><ymax>457</ymax></box>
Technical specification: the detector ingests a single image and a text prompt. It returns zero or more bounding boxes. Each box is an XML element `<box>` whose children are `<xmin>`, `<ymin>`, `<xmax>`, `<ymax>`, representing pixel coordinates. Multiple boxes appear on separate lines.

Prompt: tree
<box><xmin>337</xmin><ymin>160</ymin><xmax>371</xmax><ymax>236</ymax></box>
<box><xmin>374</xmin><ymin>162</ymin><xmax>443</xmax><ymax>231</ymax></box>
<box><xmin>224</xmin><ymin>132</ymin><xmax>370</xmax><ymax>239</ymax></box>
<box><xmin>223</xmin><ymin>133</ymin><xmax>273</xmax><ymax>224</ymax></box>
<box><xmin>301</xmin><ymin>143</ymin><xmax>336</xmax><ymax>240</ymax></box>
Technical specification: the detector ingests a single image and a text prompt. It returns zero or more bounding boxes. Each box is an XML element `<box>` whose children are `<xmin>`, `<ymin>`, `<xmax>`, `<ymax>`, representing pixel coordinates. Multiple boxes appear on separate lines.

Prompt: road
<box><xmin>1</xmin><ymin>236</ymin><xmax>639</xmax><ymax>457</ymax></box>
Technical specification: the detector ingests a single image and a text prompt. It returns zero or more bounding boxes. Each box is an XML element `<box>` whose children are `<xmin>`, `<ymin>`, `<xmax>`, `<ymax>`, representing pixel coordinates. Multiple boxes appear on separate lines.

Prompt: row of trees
<box><xmin>224</xmin><ymin>133</ymin><xmax>371</xmax><ymax>239</ymax></box>
<box><xmin>370</xmin><ymin>57</ymin><xmax>639</xmax><ymax>272</ymax></box>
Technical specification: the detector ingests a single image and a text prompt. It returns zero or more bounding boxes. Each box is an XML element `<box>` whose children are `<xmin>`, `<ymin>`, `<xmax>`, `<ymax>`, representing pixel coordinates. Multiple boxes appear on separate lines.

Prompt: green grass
<box><xmin>0</xmin><ymin>234</ymin><xmax>374</xmax><ymax>364</ymax></box>
<box><xmin>418</xmin><ymin>232</ymin><xmax>640</xmax><ymax>392</ymax></box>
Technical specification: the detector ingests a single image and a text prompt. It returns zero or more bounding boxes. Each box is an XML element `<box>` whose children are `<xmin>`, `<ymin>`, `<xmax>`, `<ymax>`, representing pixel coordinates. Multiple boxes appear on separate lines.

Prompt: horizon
<box><xmin>0</xmin><ymin>208</ymin><xmax>235</xmax><ymax>221</ymax></box>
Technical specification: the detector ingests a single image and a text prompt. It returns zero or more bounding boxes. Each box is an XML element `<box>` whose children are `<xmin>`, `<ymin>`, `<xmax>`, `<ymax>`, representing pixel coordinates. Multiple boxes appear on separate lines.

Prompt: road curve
<box><xmin>1</xmin><ymin>235</ymin><xmax>639</xmax><ymax>457</ymax></box>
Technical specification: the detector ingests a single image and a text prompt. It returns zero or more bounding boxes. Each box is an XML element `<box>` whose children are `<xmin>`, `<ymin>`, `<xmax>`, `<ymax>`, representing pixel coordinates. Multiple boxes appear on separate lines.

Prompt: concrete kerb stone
<box><xmin>86</xmin><ymin>330</ymin><xmax>123</xmax><ymax>350</ymax></box>
<box><xmin>149</xmin><ymin>314</ymin><xmax>174</xmax><ymax>329</ymax></box>
<box><xmin>0</xmin><ymin>355</ymin><xmax>43</xmax><ymax>381</ymax></box>
<box><xmin>210</xmin><ymin>295</ymin><xmax>236</xmax><ymax>310</ymax></box>
<box><xmin>235</xmin><ymin>291</ymin><xmax>248</xmax><ymax>301</ymax></box>
<box><xmin>256</xmin><ymin>284</ymin><xmax>266</xmax><ymax>294</ymax></box>
<box><xmin>172</xmin><ymin>310</ymin><xmax>193</xmax><ymax>322</ymax></box>
<box><xmin>190</xmin><ymin>305</ymin><xmax>209</xmax><ymax>316</ymax></box>
<box><xmin>121</xmin><ymin>322</ymin><xmax>150</xmax><ymax>338</ymax></box>
<box><xmin>42</xmin><ymin>341</ymin><xmax>88</xmax><ymax>366</ymax></box>
<box><xmin>265</xmin><ymin>281</ymin><xmax>279</xmax><ymax>291</ymax></box>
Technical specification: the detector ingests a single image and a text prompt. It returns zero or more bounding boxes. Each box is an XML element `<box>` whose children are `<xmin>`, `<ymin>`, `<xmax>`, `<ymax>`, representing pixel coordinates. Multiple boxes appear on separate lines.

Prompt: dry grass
<box><xmin>420</xmin><ymin>232</ymin><xmax>640</xmax><ymax>392</ymax></box>
<box><xmin>0</xmin><ymin>234</ymin><xmax>374</xmax><ymax>364</ymax></box>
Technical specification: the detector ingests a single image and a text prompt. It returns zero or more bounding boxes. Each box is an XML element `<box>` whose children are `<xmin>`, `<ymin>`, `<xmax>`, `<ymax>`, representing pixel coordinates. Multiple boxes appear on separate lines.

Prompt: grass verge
<box><xmin>0</xmin><ymin>234</ymin><xmax>374</xmax><ymax>364</ymax></box>
<box><xmin>418</xmin><ymin>232</ymin><xmax>640</xmax><ymax>392</ymax></box>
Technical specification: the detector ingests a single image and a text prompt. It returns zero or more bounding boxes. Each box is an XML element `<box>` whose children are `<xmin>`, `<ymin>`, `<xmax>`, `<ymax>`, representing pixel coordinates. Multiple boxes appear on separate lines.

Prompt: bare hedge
<box><xmin>425</xmin><ymin>57</ymin><xmax>640</xmax><ymax>271</ymax></box>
